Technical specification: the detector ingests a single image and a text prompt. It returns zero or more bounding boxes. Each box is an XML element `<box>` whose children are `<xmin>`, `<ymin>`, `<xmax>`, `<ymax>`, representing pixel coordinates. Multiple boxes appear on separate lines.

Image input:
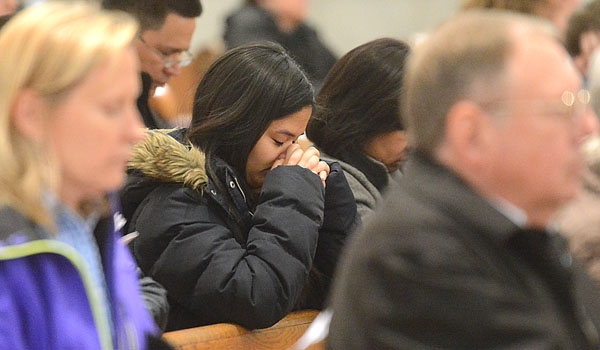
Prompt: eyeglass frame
<box><xmin>479</xmin><ymin>89</ymin><xmax>592</xmax><ymax>123</ymax></box>
<box><xmin>138</xmin><ymin>37</ymin><xmax>193</xmax><ymax>69</ymax></box>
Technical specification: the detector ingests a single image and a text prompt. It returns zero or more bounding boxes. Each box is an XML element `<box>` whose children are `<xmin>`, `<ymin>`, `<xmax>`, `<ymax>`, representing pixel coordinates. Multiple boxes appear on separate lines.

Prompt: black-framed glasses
<box><xmin>139</xmin><ymin>38</ymin><xmax>193</xmax><ymax>69</ymax></box>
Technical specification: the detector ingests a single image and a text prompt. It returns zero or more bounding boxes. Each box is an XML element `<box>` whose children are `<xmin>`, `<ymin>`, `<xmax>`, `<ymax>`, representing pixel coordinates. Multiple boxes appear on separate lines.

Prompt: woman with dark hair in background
<box><xmin>307</xmin><ymin>38</ymin><xmax>411</xmax><ymax>222</ymax></box>
<box><xmin>120</xmin><ymin>41</ymin><xmax>358</xmax><ymax>331</ymax></box>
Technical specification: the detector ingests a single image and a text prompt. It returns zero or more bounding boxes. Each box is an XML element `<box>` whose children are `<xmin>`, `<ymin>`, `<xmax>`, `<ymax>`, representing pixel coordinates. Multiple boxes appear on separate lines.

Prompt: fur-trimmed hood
<box><xmin>120</xmin><ymin>129</ymin><xmax>209</xmax><ymax>233</ymax></box>
<box><xmin>128</xmin><ymin>129</ymin><xmax>208</xmax><ymax>191</ymax></box>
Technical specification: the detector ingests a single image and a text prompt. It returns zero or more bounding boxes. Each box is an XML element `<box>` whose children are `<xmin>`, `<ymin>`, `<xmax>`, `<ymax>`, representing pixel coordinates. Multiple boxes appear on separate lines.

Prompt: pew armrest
<box><xmin>163</xmin><ymin>310</ymin><xmax>324</xmax><ymax>350</ymax></box>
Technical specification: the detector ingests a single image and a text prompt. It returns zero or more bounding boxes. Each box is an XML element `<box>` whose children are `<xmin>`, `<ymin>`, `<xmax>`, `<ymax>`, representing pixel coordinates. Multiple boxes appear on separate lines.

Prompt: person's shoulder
<box><xmin>336</xmin><ymin>160</ymin><xmax>371</xmax><ymax>186</ymax></box>
<box><xmin>0</xmin><ymin>206</ymin><xmax>44</xmax><ymax>245</ymax></box>
<box><xmin>128</xmin><ymin>128</ymin><xmax>208</xmax><ymax>189</ymax></box>
<box><xmin>226</xmin><ymin>5</ymin><xmax>271</xmax><ymax>27</ymax></box>
<box><xmin>354</xmin><ymin>202</ymin><xmax>476</xmax><ymax>276</ymax></box>
<box><xmin>135</xmin><ymin>181</ymin><xmax>207</xmax><ymax>215</ymax></box>
<box><xmin>328</xmin><ymin>158</ymin><xmax>378</xmax><ymax>199</ymax></box>
<box><xmin>0</xmin><ymin>206</ymin><xmax>34</xmax><ymax>234</ymax></box>
<box><xmin>363</xmin><ymin>182</ymin><xmax>459</xmax><ymax>238</ymax></box>
<box><xmin>295</xmin><ymin>22</ymin><xmax>318</xmax><ymax>37</ymax></box>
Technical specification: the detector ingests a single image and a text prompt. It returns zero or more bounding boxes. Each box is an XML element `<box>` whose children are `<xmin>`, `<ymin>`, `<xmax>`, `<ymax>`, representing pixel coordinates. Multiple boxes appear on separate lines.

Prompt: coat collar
<box><xmin>401</xmin><ymin>152</ymin><xmax>521</xmax><ymax>245</ymax></box>
<box><xmin>128</xmin><ymin>128</ymin><xmax>208</xmax><ymax>191</ymax></box>
<box><xmin>127</xmin><ymin>128</ymin><xmax>253</xmax><ymax>226</ymax></box>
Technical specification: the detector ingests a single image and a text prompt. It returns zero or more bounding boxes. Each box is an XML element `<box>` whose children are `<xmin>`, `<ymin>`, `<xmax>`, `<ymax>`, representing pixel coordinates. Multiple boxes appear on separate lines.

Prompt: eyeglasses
<box><xmin>139</xmin><ymin>38</ymin><xmax>193</xmax><ymax>69</ymax></box>
<box><xmin>482</xmin><ymin>89</ymin><xmax>592</xmax><ymax>122</ymax></box>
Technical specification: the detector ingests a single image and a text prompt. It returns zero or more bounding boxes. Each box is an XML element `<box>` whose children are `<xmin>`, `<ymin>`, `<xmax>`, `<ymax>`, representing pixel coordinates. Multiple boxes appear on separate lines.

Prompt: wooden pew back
<box><xmin>162</xmin><ymin>310</ymin><xmax>325</xmax><ymax>350</ymax></box>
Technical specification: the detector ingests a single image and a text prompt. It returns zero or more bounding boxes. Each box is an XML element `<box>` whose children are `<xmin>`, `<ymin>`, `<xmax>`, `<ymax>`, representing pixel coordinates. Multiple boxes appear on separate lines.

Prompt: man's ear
<box><xmin>11</xmin><ymin>89</ymin><xmax>48</xmax><ymax>142</ymax></box>
<box><xmin>443</xmin><ymin>100</ymin><xmax>493</xmax><ymax>166</ymax></box>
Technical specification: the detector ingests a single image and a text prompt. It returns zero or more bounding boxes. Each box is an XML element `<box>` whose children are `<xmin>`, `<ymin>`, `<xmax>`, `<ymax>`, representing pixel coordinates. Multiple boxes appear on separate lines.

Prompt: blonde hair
<box><xmin>0</xmin><ymin>1</ymin><xmax>139</xmax><ymax>229</ymax></box>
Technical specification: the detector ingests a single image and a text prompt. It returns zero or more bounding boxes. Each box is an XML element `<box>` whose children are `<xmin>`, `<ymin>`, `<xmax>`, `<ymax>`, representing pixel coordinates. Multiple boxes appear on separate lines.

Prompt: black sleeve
<box><xmin>137</xmin><ymin>268</ymin><xmax>170</xmax><ymax>332</ymax></box>
<box><xmin>295</xmin><ymin>162</ymin><xmax>360</xmax><ymax>310</ymax></box>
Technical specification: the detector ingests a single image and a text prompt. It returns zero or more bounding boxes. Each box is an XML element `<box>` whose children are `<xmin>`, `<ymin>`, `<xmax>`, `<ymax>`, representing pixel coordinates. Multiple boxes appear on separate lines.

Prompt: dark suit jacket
<box><xmin>137</xmin><ymin>72</ymin><xmax>170</xmax><ymax>129</ymax></box>
<box><xmin>328</xmin><ymin>152</ymin><xmax>600</xmax><ymax>349</ymax></box>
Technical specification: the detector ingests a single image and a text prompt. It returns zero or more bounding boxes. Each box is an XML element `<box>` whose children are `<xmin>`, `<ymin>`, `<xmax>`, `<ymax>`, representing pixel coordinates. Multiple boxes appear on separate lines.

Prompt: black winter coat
<box><xmin>120</xmin><ymin>129</ymin><xmax>358</xmax><ymax>331</ymax></box>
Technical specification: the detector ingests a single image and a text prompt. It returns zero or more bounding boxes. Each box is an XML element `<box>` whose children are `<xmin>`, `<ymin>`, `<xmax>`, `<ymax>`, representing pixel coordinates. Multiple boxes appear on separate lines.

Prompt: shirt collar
<box><xmin>488</xmin><ymin>196</ymin><xmax>528</xmax><ymax>228</ymax></box>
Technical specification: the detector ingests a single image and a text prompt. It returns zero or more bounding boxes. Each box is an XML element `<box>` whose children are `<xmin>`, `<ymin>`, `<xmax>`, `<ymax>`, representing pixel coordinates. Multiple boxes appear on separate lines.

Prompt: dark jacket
<box><xmin>138</xmin><ymin>269</ymin><xmax>170</xmax><ymax>332</ymax></box>
<box><xmin>137</xmin><ymin>72</ymin><xmax>171</xmax><ymax>130</ymax></box>
<box><xmin>0</xmin><ymin>196</ymin><xmax>160</xmax><ymax>350</ymax></box>
<box><xmin>224</xmin><ymin>4</ymin><xmax>337</xmax><ymax>91</ymax></box>
<box><xmin>328</xmin><ymin>152</ymin><xmax>600</xmax><ymax>349</ymax></box>
<box><xmin>121</xmin><ymin>129</ymin><xmax>358</xmax><ymax>331</ymax></box>
<box><xmin>319</xmin><ymin>151</ymin><xmax>400</xmax><ymax>224</ymax></box>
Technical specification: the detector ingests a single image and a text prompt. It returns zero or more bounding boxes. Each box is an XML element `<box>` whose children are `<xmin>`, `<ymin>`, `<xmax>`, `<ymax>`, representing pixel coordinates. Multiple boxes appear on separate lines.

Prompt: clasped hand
<box><xmin>271</xmin><ymin>144</ymin><xmax>329</xmax><ymax>188</ymax></box>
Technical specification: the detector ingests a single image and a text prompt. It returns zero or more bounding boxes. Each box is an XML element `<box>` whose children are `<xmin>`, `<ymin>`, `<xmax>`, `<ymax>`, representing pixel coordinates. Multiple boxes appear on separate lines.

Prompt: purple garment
<box><xmin>0</xmin><ymin>193</ymin><xmax>158</xmax><ymax>350</ymax></box>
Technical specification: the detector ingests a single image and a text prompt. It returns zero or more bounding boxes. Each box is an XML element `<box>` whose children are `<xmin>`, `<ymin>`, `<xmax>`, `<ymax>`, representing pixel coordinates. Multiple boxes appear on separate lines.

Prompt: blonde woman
<box><xmin>0</xmin><ymin>2</ymin><xmax>165</xmax><ymax>349</ymax></box>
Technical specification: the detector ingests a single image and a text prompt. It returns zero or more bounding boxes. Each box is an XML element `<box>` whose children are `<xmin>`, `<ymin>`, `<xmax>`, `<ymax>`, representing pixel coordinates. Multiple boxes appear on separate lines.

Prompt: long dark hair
<box><xmin>187</xmin><ymin>41</ymin><xmax>314</xmax><ymax>188</ymax></box>
<box><xmin>307</xmin><ymin>38</ymin><xmax>410</xmax><ymax>158</ymax></box>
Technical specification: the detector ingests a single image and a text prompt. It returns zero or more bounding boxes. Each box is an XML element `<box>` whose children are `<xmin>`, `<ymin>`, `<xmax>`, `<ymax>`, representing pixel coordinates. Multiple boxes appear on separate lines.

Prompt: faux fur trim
<box><xmin>128</xmin><ymin>129</ymin><xmax>207</xmax><ymax>191</ymax></box>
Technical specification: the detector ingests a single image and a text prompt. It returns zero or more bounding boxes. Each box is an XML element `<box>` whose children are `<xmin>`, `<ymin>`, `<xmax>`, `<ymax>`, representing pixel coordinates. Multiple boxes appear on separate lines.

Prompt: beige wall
<box><xmin>192</xmin><ymin>0</ymin><xmax>461</xmax><ymax>55</ymax></box>
<box><xmin>21</xmin><ymin>0</ymin><xmax>461</xmax><ymax>55</ymax></box>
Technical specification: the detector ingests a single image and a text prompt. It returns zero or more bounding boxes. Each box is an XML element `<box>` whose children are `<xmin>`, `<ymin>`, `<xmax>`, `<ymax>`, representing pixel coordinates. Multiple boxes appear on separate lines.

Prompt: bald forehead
<box><xmin>402</xmin><ymin>9</ymin><xmax>564</xmax><ymax>154</ymax></box>
<box><xmin>417</xmin><ymin>10</ymin><xmax>563</xmax><ymax>94</ymax></box>
<box><xmin>505</xmin><ymin>26</ymin><xmax>582</xmax><ymax>95</ymax></box>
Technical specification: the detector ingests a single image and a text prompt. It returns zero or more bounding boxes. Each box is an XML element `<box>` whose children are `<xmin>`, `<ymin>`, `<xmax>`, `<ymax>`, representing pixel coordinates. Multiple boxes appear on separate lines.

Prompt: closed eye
<box><xmin>273</xmin><ymin>139</ymin><xmax>284</xmax><ymax>147</ymax></box>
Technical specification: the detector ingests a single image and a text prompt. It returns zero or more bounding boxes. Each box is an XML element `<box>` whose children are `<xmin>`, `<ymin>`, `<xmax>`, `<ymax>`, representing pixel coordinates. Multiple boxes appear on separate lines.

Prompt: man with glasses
<box><xmin>100</xmin><ymin>1</ymin><xmax>202</xmax><ymax>331</ymax></box>
<box><xmin>328</xmin><ymin>10</ymin><xmax>600</xmax><ymax>349</ymax></box>
<box><xmin>103</xmin><ymin>0</ymin><xmax>202</xmax><ymax>129</ymax></box>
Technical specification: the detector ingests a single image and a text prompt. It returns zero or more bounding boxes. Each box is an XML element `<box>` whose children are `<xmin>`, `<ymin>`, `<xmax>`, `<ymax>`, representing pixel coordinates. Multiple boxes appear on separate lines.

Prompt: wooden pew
<box><xmin>162</xmin><ymin>310</ymin><xmax>325</xmax><ymax>350</ymax></box>
<box><xmin>149</xmin><ymin>42</ymin><xmax>224</xmax><ymax>127</ymax></box>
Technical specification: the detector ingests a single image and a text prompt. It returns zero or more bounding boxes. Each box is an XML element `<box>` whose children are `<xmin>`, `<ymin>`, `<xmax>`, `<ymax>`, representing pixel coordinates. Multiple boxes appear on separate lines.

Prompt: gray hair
<box><xmin>403</xmin><ymin>9</ymin><xmax>558</xmax><ymax>155</ymax></box>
